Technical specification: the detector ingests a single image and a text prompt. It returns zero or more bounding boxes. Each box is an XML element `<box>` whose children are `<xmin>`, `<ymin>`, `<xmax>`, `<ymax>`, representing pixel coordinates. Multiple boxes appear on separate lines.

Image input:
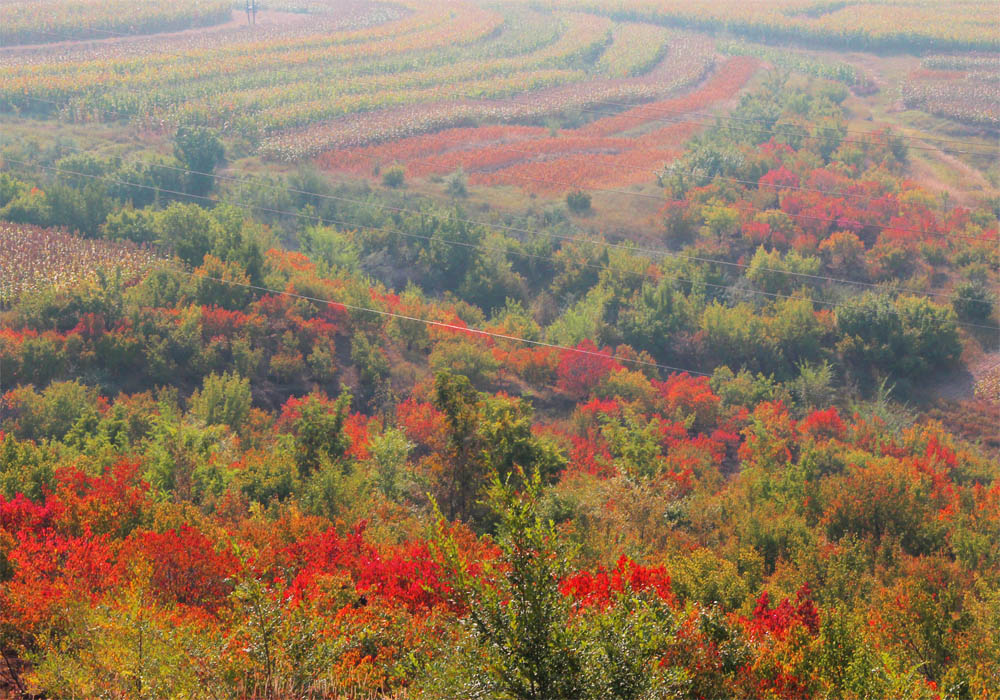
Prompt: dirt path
<box><xmin>906</xmin><ymin>136</ymin><xmax>998</xmax><ymax>207</ymax></box>
<box><xmin>929</xmin><ymin>350</ymin><xmax>1000</xmax><ymax>402</ymax></box>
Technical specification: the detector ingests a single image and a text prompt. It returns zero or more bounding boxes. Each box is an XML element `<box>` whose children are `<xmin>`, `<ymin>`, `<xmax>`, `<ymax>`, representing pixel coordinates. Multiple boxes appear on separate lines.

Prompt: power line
<box><xmin>301</xmin><ymin>143</ymin><xmax>993</xmax><ymax>242</ymax></box>
<box><xmin>0</xmin><ymin>151</ymin><xmax>975</xmax><ymax>314</ymax></box>
<box><xmin>0</xmin><ymin>156</ymin><xmax>841</xmax><ymax>311</ymax></box>
<box><xmin>470</xmin><ymin>169</ymin><xmax>993</xmax><ymax>242</ymax></box>
<box><xmin>18</xmin><ymin>84</ymin><xmax>982</xmax><ymax>236</ymax></box>
<box><xmin>305</xmin><ymin>130</ymin><xmax>988</xmax><ymax>212</ymax></box>
<box><xmin>6</xmin><ymin>156</ymin><xmax>999</xmax><ymax>332</ymax></box>
<box><xmin>10</xmin><ymin>64</ymin><xmax>995</xmax><ymax>240</ymax></box>
<box><xmin>36</xmin><ymin>140</ymin><xmax>994</xmax><ymax>303</ymax></box>
<box><xmin>14</xmin><ymin>97</ymin><xmax>992</xmax><ymax>237</ymax></box>
<box><xmin>16</xmin><ymin>92</ymin><xmax>992</xmax><ymax>215</ymax></box>
<box><xmin>1</xmin><ymin>27</ymin><xmax>994</xmax><ymax>398</ymax></box>
<box><xmin>583</xmin><ymin>93</ymin><xmax>999</xmax><ymax>152</ymax></box>
<box><xmin>176</xmin><ymin>269</ymin><xmax>713</xmax><ymax>377</ymax></box>
<box><xmin>10</xmin><ymin>76</ymin><xmax>994</xmax><ymax>160</ymax></box>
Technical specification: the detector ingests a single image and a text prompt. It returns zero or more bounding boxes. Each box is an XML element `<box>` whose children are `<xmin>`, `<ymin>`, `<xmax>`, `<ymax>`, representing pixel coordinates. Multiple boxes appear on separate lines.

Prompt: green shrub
<box><xmin>952</xmin><ymin>280</ymin><xmax>994</xmax><ymax>321</ymax></box>
<box><xmin>382</xmin><ymin>165</ymin><xmax>405</xmax><ymax>188</ymax></box>
<box><xmin>566</xmin><ymin>190</ymin><xmax>591</xmax><ymax>213</ymax></box>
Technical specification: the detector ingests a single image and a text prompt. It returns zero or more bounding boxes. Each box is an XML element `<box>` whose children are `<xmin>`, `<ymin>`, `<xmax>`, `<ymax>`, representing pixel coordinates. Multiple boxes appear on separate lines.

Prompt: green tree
<box><xmin>31</xmin><ymin>568</ymin><xmax>216</xmax><ymax>699</ymax></box>
<box><xmin>188</xmin><ymin>371</ymin><xmax>252</xmax><ymax>431</ymax></box>
<box><xmin>836</xmin><ymin>293</ymin><xmax>959</xmax><ymax>382</ymax></box>
<box><xmin>46</xmin><ymin>180</ymin><xmax>115</xmax><ymax>238</ymax></box>
<box><xmin>145</xmin><ymin>418</ymin><xmax>229</xmax><ymax>503</ymax></box>
<box><xmin>431</xmin><ymin>373</ymin><xmax>566</xmax><ymax>523</ymax></box>
<box><xmin>291</xmin><ymin>391</ymin><xmax>351</xmax><ymax>475</ymax></box>
<box><xmin>700</xmin><ymin>203</ymin><xmax>740</xmax><ymax>241</ymax></box>
<box><xmin>566</xmin><ymin>190</ymin><xmax>591</xmax><ymax>214</ymax></box>
<box><xmin>0</xmin><ymin>172</ymin><xmax>27</xmax><ymax>208</ymax></box>
<box><xmin>3</xmin><ymin>380</ymin><xmax>99</xmax><ymax>442</ymax></box>
<box><xmin>746</xmin><ymin>246</ymin><xmax>821</xmax><ymax>296</ymax></box>
<box><xmin>789</xmin><ymin>360</ymin><xmax>835</xmax><ymax>411</ymax></box>
<box><xmin>432</xmin><ymin>372</ymin><xmax>487</xmax><ymax>522</ymax></box>
<box><xmin>952</xmin><ymin>280</ymin><xmax>994</xmax><ymax>321</ymax></box>
<box><xmin>382</xmin><ymin>165</ymin><xmax>405</xmax><ymax>188</ymax></box>
<box><xmin>430</xmin><ymin>471</ymin><xmax>682</xmax><ymax>700</ymax></box>
<box><xmin>300</xmin><ymin>225</ymin><xmax>360</xmax><ymax>272</ymax></box>
<box><xmin>368</xmin><ymin>426</ymin><xmax>413</xmax><ymax>501</ymax></box>
<box><xmin>173</xmin><ymin>125</ymin><xmax>224</xmax><ymax>196</ymax></box>
<box><xmin>350</xmin><ymin>333</ymin><xmax>391</xmax><ymax>408</ymax></box>
<box><xmin>620</xmin><ymin>278</ymin><xmax>688</xmax><ymax>355</ymax></box>
<box><xmin>431</xmin><ymin>471</ymin><xmax>584</xmax><ymax>700</ymax></box>
<box><xmin>102</xmin><ymin>206</ymin><xmax>158</xmax><ymax>244</ymax></box>
<box><xmin>446</xmin><ymin>168</ymin><xmax>468</xmax><ymax>197</ymax></box>
<box><xmin>154</xmin><ymin>201</ymin><xmax>217</xmax><ymax>266</ymax></box>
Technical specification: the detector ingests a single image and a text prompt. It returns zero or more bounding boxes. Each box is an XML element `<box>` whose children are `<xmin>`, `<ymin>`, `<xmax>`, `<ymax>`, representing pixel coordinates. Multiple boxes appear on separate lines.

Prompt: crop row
<box><xmin>1</xmin><ymin>2</ymin><xmax>680</xmax><ymax>148</ymax></box>
<box><xmin>0</xmin><ymin>3</ymin><xmax>504</xmax><ymax>97</ymax></box>
<box><xmin>716</xmin><ymin>41</ymin><xmax>862</xmax><ymax>86</ymax></box>
<box><xmin>467</xmin><ymin>130</ymin><xmax>692</xmax><ymax>192</ymax></box>
<box><xmin>902</xmin><ymin>70</ymin><xmax>1000</xmax><ymax>127</ymax></box>
<box><xmin>0</xmin><ymin>222</ymin><xmax>163</xmax><ymax>306</ymax></box>
<box><xmin>922</xmin><ymin>54</ymin><xmax>1000</xmax><ymax>71</ymax></box>
<box><xmin>575</xmin><ymin>55</ymin><xmax>758</xmax><ymax>137</ymax></box>
<box><xmin>596</xmin><ymin>22</ymin><xmax>672</xmax><ymax>78</ymax></box>
<box><xmin>266</xmin><ymin>35</ymin><xmax>715</xmax><ymax>160</ymax></box>
<box><xmin>519</xmin><ymin>0</ymin><xmax>1000</xmax><ymax>51</ymax></box>
<box><xmin>314</xmin><ymin>57</ymin><xmax>759</xmax><ymax>192</ymax></box>
<box><xmin>0</xmin><ymin>0</ymin><xmax>232</xmax><ymax>47</ymax></box>
<box><xmin>468</xmin><ymin>59</ymin><xmax>760</xmax><ymax>191</ymax></box>
<box><xmin>150</xmin><ymin>12</ymin><xmax>613</xmax><ymax>133</ymax></box>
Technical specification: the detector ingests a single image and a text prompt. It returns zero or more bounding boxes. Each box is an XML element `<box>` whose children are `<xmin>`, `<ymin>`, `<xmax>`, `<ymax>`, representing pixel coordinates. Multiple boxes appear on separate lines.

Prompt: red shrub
<box><xmin>799</xmin><ymin>408</ymin><xmax>847</xmax><ymax>441</ymax></box>
<box><xmin>561</xmin><ymin>556</ymin><xmax>674</xmax><ymax>610</ymax></box>
<box><xmin>556</xmin><ymin>340</ymin><xmax>623</xmax><ymax>399</ymax></box>
<box><xmin>129</xmin><ymin>525</ymin><xmax>239</xmax><ymax>610</ymax></box>
<box><xmin>748</xmin><ymin>583</ymin><xmax>820</xmax><ymax>639</ymax></box>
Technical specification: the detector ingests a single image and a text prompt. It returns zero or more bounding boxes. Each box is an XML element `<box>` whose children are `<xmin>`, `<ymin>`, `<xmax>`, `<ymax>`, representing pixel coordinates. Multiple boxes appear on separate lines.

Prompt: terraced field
<box><xmin>516</xmin><ymin>0</ymin><xmax>1000</xmax><ymax>51</ymax></box>
<box><xmin>0</xmin><ymin>0</ymin><xmax>233</xmax><ymax>46</ymax></box>
<box><xmin>0</xmin><ymin>0</ymin><xmax>723</xmax><ymax>161</ymax></box>
<box><xmin>314</xmin><ymin>56</ymin><xmax>760</xmax><ymax>191</ymax></box>
<box><xmin>4</xmin><ymin>0</ymin><xmax>994</xmax><ymax>178</ymax></box>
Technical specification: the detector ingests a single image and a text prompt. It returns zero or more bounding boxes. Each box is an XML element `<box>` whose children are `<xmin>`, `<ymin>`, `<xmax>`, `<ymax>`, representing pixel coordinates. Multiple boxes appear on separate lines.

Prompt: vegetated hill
<box><xmin>0</xmin><ymin>2</ymin><xmax>998</xmax><ymax>698</ymax></box>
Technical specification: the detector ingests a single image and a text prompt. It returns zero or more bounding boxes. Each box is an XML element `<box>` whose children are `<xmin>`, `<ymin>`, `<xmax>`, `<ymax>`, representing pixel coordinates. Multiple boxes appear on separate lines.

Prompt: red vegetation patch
<box><xmin>561</xmin><ymin>556</ymin><xmax>674</xmax><ymax>610</ymax></box>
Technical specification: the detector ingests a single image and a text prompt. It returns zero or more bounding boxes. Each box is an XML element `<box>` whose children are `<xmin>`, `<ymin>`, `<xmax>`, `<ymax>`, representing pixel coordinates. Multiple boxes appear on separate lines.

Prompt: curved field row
<box><xmin>314</xmin><ymin>57</ymin><xmax>759</xmax><ymax>192</ymax></box>
<box><xmin>574</xmin><ymin>55</ymin><xmax>759</xmax><ymax>137</ymax></box>
<box><xmin>716</xmin><ymin>41</ymin><xmax>865</xmax><ymax>87</ymax></box>
<box><xmin>0</xmin><ymin>6</ymin><xmax>404</xmax><ymax>70</ymax></box>
<box><xmin>126</xmin><ymin>12</ymin><xmax>613</xmax><ymax>133</ymax></box>
<box><xmin>517</xmin><ymin>0</ymin><xmax>999</xmax><ymax>51</ymax></box>
<box><xmin>0</xmin><ymin>2</ymin><xmax>713</xmax><ymax>157</ymax></box>
<box><xmin>0</xmin><ymin>0</ymin><xmax>232</xmax><ymax>47</ymax></box>
<box><xmin>596</xmin><ymin>22</ymin><xmax>671</xmax><ymax>78</ymax></box>
<box><xmin>269</xmin><ymin>34</ymin><xmax>715</xmax><ymax>159</ymax></box>
<box><xmin>0</xmin><ymin>222</ymin><xmax>164</xmax><ymax>306</ymax></box>
<box><xmin>0</xmin><ymin>3</ymin><xmax>503</xmax><ymax>96</ymax></box>
<box><xmin>314</xmin><ymin>125</ymin><xmax>549</xmax><ymax>174</ymax></box>
<box><xmin>249</xmin><ymin>71</ymin><xmax>589</xmax><ymax>134</ymax></box>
